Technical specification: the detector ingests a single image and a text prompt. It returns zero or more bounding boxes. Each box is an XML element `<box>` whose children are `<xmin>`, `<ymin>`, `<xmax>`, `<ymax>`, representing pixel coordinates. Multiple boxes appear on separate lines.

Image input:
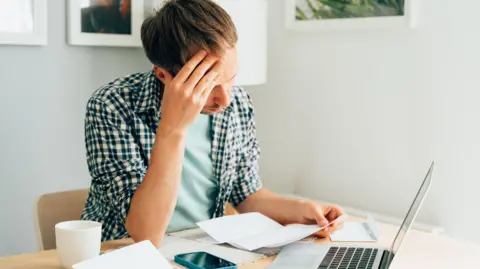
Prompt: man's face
<box><xmin>201</xmin><ymin>46</ymin><xmax>238</xmax><ymax>115</ymax></box>
<box><xmin>154</xmin><ymin>46</ymin><xmax>238</xmax><ymax>115</ymax></box>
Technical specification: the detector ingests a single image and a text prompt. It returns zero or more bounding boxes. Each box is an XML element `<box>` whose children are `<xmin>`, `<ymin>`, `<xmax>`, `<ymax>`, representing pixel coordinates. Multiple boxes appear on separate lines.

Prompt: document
<box><xmin>168</xmin><ymin>228</ymin><xmax>282</xmax><ymax>257</ymax></box>
<box><xmin>229</xmin><ymin>223</ymin><xmax>322</xmax><ymax>250</ymax></box>
<box><xmin>72</xmin><ymin>240</ymin><xmax>171</xmax><ymax>269</ymax></box>
<box><xmin>196</xmin><ymin>212</ymin><xmax>347</xmax><ymax>251</ymax></box>
<box><xmin>197</xmin><ymin>212</ymin><xmax>282</xmax><ymax>244</ymax></box>
<box><xmin>330</xmin><ymin>214</ymin><xmax>380</xmax><ymax>242</ymax></box>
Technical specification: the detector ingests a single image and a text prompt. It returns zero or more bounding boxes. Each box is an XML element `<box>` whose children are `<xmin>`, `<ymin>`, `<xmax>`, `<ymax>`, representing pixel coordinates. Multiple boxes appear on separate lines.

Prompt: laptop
<box><xmin>269</xmin><ymin>162</ymin><xmax>435</xmax><ymax>269</ymax></box>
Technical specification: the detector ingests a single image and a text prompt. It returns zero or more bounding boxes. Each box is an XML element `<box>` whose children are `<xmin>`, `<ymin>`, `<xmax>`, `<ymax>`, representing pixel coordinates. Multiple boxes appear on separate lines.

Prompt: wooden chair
<box><xmin>34</xmin><ymin>189</ymin><xmax>89</xmax><ymax>250</ymax></box>
<box><xmin>35</xmin><ymin>188</ymin><xmax>237</xmax><ymax>250</ymax></box>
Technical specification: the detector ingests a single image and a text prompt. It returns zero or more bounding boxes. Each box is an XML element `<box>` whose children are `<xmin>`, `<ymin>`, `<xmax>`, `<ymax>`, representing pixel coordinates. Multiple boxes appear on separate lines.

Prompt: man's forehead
<box><xmin>218</xmin><ymin>47</ymin><xmax>238</xmax><ymax>80</ymax></box>
<box><xmin>176</xmin><ymin>46</ymin><xmax>237</xmax><ymax>80</ymax></box>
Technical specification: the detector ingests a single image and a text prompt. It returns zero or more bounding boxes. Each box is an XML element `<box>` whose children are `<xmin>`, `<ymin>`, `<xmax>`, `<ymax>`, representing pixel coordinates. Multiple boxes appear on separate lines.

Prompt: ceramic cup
<box><xmin>55</xmin><ymin>220</ymin><xmax>102</xmax><ymax>268</ymax></box>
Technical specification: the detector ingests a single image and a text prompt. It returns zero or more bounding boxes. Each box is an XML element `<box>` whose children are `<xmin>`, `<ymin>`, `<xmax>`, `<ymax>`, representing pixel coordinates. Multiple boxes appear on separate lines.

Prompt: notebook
<box><xmin>330</xmin><ymin>214</ymin><xmax>380</xmax><ymax>242</ymax></box>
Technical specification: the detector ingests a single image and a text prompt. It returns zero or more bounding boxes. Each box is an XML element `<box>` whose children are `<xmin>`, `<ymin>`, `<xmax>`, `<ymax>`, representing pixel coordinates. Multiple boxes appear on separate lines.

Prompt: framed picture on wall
<box><xmin>0</xmin><ymin>0</ymin><xmax>47</xmax><ymax>46</ymax></box>
<box><xmin>285</xmin><ymin>0</ymin><xmax>416</xmax><ymax>31</ymax></box>
<box><xmin>68</xmin><ymin>0</ymin><xmax>144</xmax><ymax>47</ymax></box>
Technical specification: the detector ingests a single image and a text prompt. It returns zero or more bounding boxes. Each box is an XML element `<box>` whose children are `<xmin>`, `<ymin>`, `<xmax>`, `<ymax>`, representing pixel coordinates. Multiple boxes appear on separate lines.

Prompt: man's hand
<box><xmin>298</xmin><ymin>201</ymin><xmax>345</xmax><ymax>237</ymax></box>
<box><xmin>236</xmin><ymin>189</ymin><xmax>346</xmax><ymax>239</ymax></box>
<box><xmin>159</xmin><ymin>50</ymin><xmax>223</xmax><ymax>135</ymax></box>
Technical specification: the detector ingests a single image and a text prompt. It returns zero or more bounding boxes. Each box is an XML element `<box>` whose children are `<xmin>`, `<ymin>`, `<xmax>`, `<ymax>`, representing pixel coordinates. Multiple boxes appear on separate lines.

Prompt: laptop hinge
<box><xmin>378</xmin><ymin>250</ymin><xmax>395</xmax><ymax>269</ymax></box>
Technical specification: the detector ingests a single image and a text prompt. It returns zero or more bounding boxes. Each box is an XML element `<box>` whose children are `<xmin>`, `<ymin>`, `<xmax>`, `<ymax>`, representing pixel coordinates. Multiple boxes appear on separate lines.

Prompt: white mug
<box><xmin>55</xmin><ymin>220</ymin><xmax>102</xmax><ymax>268</ymax></box>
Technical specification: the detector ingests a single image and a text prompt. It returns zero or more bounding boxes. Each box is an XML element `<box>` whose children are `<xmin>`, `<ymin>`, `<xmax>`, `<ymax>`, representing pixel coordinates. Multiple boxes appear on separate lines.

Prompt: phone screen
<box><xmin>176</xmin><ymin>252</ymin><xmax>236</xmax><ymax>269</ymax></box>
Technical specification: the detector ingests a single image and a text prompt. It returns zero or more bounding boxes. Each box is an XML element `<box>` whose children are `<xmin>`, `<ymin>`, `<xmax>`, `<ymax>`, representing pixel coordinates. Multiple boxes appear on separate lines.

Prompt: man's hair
<box><xmin>141</xmin><ymin>0</ymin><xmax>238</xmax><ymax>74</ymax></box>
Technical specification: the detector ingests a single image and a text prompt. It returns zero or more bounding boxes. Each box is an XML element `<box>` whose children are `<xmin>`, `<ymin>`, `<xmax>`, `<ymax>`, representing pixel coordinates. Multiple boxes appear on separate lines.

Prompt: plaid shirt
<box><xmin>80</xmin><ymin>71</ymin><xmax>262</xmax><ymax>241</ymax></box>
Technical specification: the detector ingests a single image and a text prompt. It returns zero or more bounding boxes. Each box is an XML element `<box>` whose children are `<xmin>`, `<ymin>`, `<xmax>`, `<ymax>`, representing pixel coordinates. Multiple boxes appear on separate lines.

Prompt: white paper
<box><xmin>263</xmin><ymin>224</ymin><xmax>325</xmax><ymax>248</ymax></box>
<box><xmin>196</xmin><ymin>235</ymin><xmax>223</xmax><ymax>244</ymax></box>
<box><xmin>159</xmin><ymin>236</ymin><xmax>211</xmax><ymax>259</ymax></box>
<box><xmin>72</xmin><ymin>240</ymin><xmax>171</xmax><ymax>269</ymax></box>
<box><xmin>330</xmin><ymin>215</ymin><xmax>379</xmax><ymax>242</ymax></box>
<box><xmin>168</xmin><ymin>228</ymin><xmax>282</xmax><ymax>257</ymax></box>
<box><xmin>196</xmin><ymin>212</ymin><xmax>282</xmax><ymax>243</ymax></box>
<box><xmin>168</xmin><ymin>228</ymin><xmax>210</xmax><ymax>241</ymax></box>
<box><xmin>208</xmin><ymin>244</ymin><xmax>265</xmax><ymax>264</ymax></box>
<box><xmin>197</xmin><ymin>212</ymin><xmax>348</xmax><ymax>251</ymax></box>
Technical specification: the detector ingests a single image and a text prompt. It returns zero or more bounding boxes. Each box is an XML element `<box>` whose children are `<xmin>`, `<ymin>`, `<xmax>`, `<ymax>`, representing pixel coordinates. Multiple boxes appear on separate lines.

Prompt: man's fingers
<box><xmin>192</xmin><ymin>73</ymin><xmax>217</xmax><ymax>104</ymax></box>
<box><xmin>193</xmin><ymin>71</ymin><xmax>217</xmax><ymax>97</ymax></box>
<box><xmin>327</xmin><ymin>209</ymin><xmax>337</xmax><ymax>222</ymax></box>
<box><xmin>315</xmin><ymin>229</ymin><xmax>333</xmax><ymax>238</ymax></box>
<box><xmin>194</xmin><ymin>61</ymin><xmax>223</xmax><ymax>97</ymax></box>
<box><xmin>184</xmin><ymin>55</ymin><xmax>219</xmax><ymax>91</ymax></box>
<box><xmin>174</xmin><ymin>50</ymin><xmax>208</xmax><ymax>83</ymax></box>
<box><xmin>315</xmin><ymin>230</ymin><xmax>329</xmax><ymax>238</ymax></box>
<box><xmin>201</xmin><ymin>78</ymin><xmax>217</xmax><ymax>100</ymax></box>
<box><xmin>312</xmin><ymin>206</ymin><xmax>329</xmax><ymax>227</ymax></box>
<box><xmin>328</xmin><ymin>206</ymin><xmax>346</xmax><ymax>227</ymax></box>
<box><xmin>315</xmin><ymin>222</ymin><xmax>341</xmax><ymax>238</ymax></box>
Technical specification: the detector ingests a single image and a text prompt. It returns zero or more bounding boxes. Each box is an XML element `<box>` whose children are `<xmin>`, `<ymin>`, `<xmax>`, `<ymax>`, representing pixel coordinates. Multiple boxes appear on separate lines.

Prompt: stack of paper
<box><xmin>196</xmin><ymin>212</ymin><xmax>346</xmax><ymax>251</ymax></box>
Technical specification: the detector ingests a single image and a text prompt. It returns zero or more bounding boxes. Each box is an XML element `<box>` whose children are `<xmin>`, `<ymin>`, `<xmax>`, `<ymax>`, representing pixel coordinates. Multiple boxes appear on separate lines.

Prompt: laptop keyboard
<box><xmin>318</xmin><ymin>247</ymin><xmax>378</xmax><ymax>269</ymax></box>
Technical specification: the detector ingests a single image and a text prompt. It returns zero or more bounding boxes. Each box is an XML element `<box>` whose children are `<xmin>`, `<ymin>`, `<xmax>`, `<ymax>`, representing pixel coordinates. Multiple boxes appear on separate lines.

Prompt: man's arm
<box><xmin>237</xmin><ymin>189</ymin><xmax>344</xmax><ymax>237</ymax></box>
<box><xmin>125</xmin><ymin>51</ymin><xmax>224</xmax><ymax>247</ymax></box>
<box><xmin>84</xmin><ymin>97</ymin><xmax>186</xmax><ymax>247</ymax></box>
<box><xmin>236</xmin><ymin>189</ymin><xmax>305</xmax><ymax>225</ymax></box>
<box><xmin>124</xmin><ymin>129</ymin><xmax>186</xmax><ymax>246</ymax></box>
<box><xmin>230</xmin><ymin>90</ymin><xmax>345</xmax><ymax>233</ymax></box>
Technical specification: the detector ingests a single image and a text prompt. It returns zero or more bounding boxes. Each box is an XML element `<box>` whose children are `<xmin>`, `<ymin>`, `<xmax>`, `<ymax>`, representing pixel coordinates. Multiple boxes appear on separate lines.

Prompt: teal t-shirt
<box><xmin>166</xmin><ymin>114</ymin><xmax>217</xmax><ymax>233</ymax></box>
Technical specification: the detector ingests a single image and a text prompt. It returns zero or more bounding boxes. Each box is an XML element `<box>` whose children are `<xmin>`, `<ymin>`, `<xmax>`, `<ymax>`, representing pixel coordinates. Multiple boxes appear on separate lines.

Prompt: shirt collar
<box><xmin>135</xmin><ymin>70</ymin><xmax>162</xmax><ymax>114</ymax></box>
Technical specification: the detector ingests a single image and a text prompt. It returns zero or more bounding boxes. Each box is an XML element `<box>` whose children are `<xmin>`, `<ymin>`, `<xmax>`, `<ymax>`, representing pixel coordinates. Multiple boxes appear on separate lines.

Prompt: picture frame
<box><xmin>0</xmin><ymin>0</ymin><xmax>48</xmax><ymax>46</ymax></box>
<box><xmin>67</xmin><ymin>0</ymin><xmax>144</xmax><ymax>47</ymax></box>
<box><xmin>285</xmin><ymin>0</ymin><xmax>416</xmax><ymax>31</ymax></box>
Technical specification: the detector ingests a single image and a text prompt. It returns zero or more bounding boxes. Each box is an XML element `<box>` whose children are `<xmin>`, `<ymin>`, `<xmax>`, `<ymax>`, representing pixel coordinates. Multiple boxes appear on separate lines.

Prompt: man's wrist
<box><xmin>156</xmin><ymin>123</ymin><xmax>187</xmax><ymax>141</ymax></box>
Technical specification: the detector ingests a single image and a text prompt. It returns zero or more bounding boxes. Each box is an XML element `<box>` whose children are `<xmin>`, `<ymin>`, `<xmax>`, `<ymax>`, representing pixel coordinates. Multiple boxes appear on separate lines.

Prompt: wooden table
<box><xmin>2</xmin><ymin>220</ymin><xmax>480</xmax><ymax>269</ymax></box>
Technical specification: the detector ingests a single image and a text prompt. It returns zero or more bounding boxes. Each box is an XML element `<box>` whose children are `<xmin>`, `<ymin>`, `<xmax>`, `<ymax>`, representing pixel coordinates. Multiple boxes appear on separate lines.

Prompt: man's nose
<box><xmin>213</xmin><ymin>86</ymin><xmax>231</xmax><ymax>108</ymax></box>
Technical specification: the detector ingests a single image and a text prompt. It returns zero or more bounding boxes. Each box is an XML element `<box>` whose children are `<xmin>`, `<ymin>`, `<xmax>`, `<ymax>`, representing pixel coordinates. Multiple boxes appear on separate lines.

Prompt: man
<box><xmin>81</xmin><ymin>0</ymin><xmax>345</xmax><ymax>247</ymax></box>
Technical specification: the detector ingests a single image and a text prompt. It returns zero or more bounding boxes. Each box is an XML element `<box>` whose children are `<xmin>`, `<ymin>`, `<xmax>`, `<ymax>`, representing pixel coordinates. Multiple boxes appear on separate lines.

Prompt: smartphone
<box><xmin>174</xmin><ymin>251</ymin><xmax>237</xmax><ymax>269</ymax></box>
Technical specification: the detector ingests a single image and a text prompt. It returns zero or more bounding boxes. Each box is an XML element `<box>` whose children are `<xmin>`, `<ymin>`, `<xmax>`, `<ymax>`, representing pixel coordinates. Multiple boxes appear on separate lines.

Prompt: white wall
<box><xmin>253</xmin><ymin>0</ymin><xmax>480</xmax><ymax>243</ymax></box>
<box><xmin>0</xmin><ymin>2</ymin><xmax>150</xmax><ymax>256</ymax></box>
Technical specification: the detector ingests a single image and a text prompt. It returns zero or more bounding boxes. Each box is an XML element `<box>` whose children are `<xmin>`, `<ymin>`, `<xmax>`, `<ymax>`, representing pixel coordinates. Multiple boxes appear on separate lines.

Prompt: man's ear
<box><xmin>153</xmin><ymin>66</ymin><xmax>174</xmax><ymax>85</ymax></box>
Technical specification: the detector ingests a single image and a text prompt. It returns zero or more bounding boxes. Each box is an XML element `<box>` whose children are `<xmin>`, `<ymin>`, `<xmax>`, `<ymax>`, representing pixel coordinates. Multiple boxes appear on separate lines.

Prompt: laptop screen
<box><xmin>387</xmin><ymin>162</ymin><xmax>434</xmax><ymax>263</ymax></box>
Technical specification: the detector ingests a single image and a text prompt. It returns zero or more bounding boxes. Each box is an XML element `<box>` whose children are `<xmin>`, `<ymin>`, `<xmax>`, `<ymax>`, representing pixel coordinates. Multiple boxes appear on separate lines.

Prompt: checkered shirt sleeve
<box><xmin>228</xmin><ymin>88</ymin><xmax>262</xmax><ymax>207</ymax></box>
<box><xmin>82</xmin><ymin>97</ymin><xmax>146</xmax><ymax>240</ymax></box>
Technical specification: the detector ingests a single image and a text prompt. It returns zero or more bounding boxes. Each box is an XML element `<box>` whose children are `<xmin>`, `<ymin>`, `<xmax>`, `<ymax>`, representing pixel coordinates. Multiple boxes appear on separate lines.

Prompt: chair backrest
<box><xmin>35</xmin><ymin>189</ymin><xmax>89</xmax><ymax>250</ymax></box>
